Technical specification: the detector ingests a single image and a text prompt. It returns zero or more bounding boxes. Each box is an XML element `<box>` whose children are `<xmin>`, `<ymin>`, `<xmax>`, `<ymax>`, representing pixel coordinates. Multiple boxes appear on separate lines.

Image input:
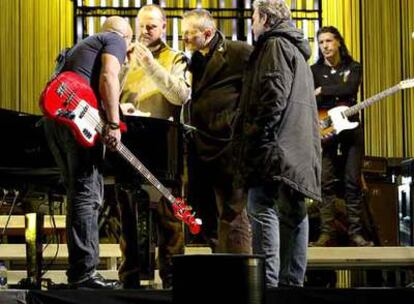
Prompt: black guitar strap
<box><xmin>49</xmin><ymin>47</ymin><xmax>72</xmax><ymax>81</ymax></box>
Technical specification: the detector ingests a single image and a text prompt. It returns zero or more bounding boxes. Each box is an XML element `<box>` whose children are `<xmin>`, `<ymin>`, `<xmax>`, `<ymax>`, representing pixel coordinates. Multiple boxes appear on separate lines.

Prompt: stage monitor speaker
<box><xmin>365</xmin><ymin>181</ymin><xmax>399</xmax><ymax>246</ymax></box>
<box><xmin>362</xmin><ymin>156</ymin><xmax>387</xmax><ymax>176</ymax></box>
<box><xmin>173</xmin><ymin>254</ymin><xmax>265</xmax><ymax>304</ymax></box>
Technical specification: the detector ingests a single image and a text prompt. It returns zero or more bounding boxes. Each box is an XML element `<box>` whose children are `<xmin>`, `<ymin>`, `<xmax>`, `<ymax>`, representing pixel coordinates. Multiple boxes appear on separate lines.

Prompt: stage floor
<box><xmin>1</xmin><ymin>287</ymin><xmax>414</xmax><ymax>304</ymax></box>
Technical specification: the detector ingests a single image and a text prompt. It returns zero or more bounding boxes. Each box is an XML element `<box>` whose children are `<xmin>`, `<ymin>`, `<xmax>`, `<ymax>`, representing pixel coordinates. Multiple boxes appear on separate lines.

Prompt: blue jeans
<box><xmin>248</xmin><ymin>183</ymin><xmax>308</xmax><ymax>288</ymax></box>
<box><xmin>43</xmin><ymin>118</ymin><xmax>104</xmax><ymax>283</ymax></box>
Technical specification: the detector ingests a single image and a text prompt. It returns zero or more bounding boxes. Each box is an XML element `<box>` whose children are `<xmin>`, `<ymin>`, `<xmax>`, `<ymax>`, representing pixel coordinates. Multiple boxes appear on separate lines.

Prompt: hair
<box><xmin>182</xmin><ymin>9</ymin><xmax>217</xmax><ymax>31</ymax></box>
<box><xmin>253</xmin><ymin>0</ymin><xmax>291</xmax><ymax>27</ymax></box>
<box><xmin>316</xmin><ymin>26</ymin><xmax>354</xmax><ymax>65</ymax></box>
<box><xmin>139</xmin><ymin>4</ymin><xmax>166</xmax><ymax>21</ymax></box>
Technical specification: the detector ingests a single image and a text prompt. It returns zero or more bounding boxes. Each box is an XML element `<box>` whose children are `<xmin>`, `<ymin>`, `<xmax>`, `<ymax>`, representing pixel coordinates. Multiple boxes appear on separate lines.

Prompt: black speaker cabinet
<box><xmin>173</xmin><ymin>254</ymin><xmax>265</xmax><ymax>304</ymax></box>
<box><xmin>365</xmin><ymin>181</ymin><xmax>399</xmax><ymax>246</ymax></box>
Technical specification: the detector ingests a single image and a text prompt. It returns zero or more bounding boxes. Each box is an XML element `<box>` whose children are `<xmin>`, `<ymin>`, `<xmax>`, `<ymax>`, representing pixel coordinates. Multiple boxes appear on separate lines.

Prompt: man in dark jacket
<box><xmin>181</xmin><ymin>9</ymin><xmax>252</xmax><ymax>253</ymax></box>
<box><xmin>310</xmin><ymin>26</ymin><xmax>373</xmax><ymax>247</ymax></box>
<box><xmin>235</xmin><ymin>0</ymin><xmax>321</xmax><ymax>287</ymax></box>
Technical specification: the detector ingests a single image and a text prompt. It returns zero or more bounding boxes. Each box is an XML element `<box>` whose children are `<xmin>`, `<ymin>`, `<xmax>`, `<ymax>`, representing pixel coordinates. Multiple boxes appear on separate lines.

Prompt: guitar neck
<box><xmin>343</xmin><ymin>84</ymin><xmax>400</xmax><ymax>117</ymax></box>
<box><xmin>95</xmin><ymin>121</ymin><xmax>176</xmax><ymax>205</ymax></box>
<box><xmin>117</xmin><ymin>144</ymin><xmax>176</xmax><ymax>203</ymax></box>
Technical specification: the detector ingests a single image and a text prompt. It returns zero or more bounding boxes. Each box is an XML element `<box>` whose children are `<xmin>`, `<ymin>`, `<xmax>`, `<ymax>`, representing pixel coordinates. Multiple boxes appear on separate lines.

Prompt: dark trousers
<box><xmin>43</xmin><ymin>118</ymin><xmax>104</xmax><ymax>283</ymax></box>
<box><xmin>115</xmin><ymin>178</ymin><xmax>184</xmax><ymax>288</ymax></box>
<box><xmin>320</xmin><ymin>126</ymin><xmax>365</xmax><ymax>236</ymax></box>
<box><xmin>188</xmin><ymin>149</ymin><xmax>252</xmax><ymax>253</ymax></box>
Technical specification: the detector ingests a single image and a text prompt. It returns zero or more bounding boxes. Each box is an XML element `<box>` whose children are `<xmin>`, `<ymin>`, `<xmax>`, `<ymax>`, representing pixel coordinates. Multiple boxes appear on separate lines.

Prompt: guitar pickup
<box><xmin>79</xmin><ymin>105</ymin><xmax>89</xmax><ymax>119</ymax></box>
<box><xmin>82</xmin><ymin>128</ymin><xmax>92</xmax><ymax>139</ymax></box>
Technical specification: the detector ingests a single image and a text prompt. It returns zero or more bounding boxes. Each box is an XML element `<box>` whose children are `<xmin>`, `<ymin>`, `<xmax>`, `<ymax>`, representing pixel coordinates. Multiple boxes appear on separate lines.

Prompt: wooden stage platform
<box><xmin>1</xmin><ymin>215</ymin><xmax>414</xmax><ymax>288</ymax></box>
<box><xmin>1</xmin><ymin>244</ymin><xmax>413</xmax><ymax>288</ymax></box>
<box><xmin>1</xmin><ymin>286</ymin><xmax>414</xmax><ymax>304</ymax></box>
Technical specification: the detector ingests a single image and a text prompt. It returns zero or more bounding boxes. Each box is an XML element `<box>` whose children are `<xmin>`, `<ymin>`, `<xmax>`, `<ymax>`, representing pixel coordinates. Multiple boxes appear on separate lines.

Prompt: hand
<box><xmin>120</xmin><ymin>102</ymin><xmax>136</xmax><ymax>115</ymax></box>
<box><xmin>103</xmin><ymin>126</ymin><xmax>121</xmax><ymax>151</ymax></box>
<box><xmin>134</xmin><ymin>42</ymin><xmax>154</xmax><ymax>68</ymax></box>
<box><xmin>126</xmin><ymin>44</ymin><xmax>136</xmax><ymax>63</ymax></box>
<box><xmin>315</xmin><ymin>87</ymin><xmax>322</xmax><ymax>96</ymax></box>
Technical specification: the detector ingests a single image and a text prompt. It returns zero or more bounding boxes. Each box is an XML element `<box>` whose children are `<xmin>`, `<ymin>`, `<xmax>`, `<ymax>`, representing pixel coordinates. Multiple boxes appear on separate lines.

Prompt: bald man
<box><xmin>117</xmin><ymin>4</ymin><xmax>190</xmax><ymax>289</ymax></box>
<box><xmin>43</xmin><ymin>16</ymin><xmax>132</xmax><ymax>289</ymax></box>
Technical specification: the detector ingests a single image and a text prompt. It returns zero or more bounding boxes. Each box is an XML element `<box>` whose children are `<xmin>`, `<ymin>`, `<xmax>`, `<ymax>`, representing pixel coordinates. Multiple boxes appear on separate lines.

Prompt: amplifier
<box><xmin>401</xmin><ymin>158</ymin><xmax>414</xmax><ymax>177</ymax></box>
<box><xmin>362</xmin><ymin>156</ymin><xmax>388</xmax><ymax>175</ymax></box>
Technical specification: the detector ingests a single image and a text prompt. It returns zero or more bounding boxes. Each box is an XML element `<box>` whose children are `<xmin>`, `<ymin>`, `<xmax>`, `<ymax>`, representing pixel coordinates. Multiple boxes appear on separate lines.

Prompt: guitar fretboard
<box><xmin>343</xmin><ymin>84</ymin><xmax>400</xmax><ymax>117</ymax></box>
<box><xmin>95</xmin><ymin>121</ymin><xmax>176</xmax><ymax>205</ymax></box>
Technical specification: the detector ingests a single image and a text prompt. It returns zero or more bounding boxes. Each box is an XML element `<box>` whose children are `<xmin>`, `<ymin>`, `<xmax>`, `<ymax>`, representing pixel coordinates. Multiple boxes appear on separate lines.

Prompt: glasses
<box><xmin>183</xmin><ymin>29</ymin><xmax>203</xmax><ymax>38</ymax></box>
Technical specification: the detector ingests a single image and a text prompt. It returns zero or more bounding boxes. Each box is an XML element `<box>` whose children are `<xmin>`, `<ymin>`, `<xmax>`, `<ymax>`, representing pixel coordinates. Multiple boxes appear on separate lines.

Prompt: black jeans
<box><xmin>320</xmin><ymin>126</ymin><xmax>364</xmax><ymax>236</ymax></box>
<box><xmin>43</xmin><ymin>118</ymin><xmax>104</xmax><ymax>283</ymax></box>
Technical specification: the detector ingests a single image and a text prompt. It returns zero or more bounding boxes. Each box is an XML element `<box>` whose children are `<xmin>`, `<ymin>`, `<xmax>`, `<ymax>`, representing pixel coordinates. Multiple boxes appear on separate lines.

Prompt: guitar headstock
<box><xmin>399</xmin><ymin>78</ymin><xmax>414</xmax><ymax>90</ymax></box>
<box><xmin>172</xmin><ymin>198</ymin><xmax>202</xmax><ymax>235</ymax></box>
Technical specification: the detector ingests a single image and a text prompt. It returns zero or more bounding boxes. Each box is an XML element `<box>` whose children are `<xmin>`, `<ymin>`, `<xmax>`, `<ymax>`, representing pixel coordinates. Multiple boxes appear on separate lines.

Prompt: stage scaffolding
<box><xmin>72</xmin><ymin>0</ymin><xmax>322</xmax><ymax>59</ymax></box>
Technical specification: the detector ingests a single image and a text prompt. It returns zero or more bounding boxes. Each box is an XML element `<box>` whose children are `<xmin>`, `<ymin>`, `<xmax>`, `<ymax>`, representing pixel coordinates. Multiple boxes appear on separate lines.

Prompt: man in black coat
<box><xmin>234</xmin><ymin>0</ymin><xmax>321</xmax><ymax>287</ymax></box>
<box><xmin>181</xmin><ymin>9</ymin><xmax>252</xmax><ymax>253</ymax></box>
<box><xmin>310</xmin><ymin>26</ymin><xmax>373</xmax><ymax>247</ymax></box>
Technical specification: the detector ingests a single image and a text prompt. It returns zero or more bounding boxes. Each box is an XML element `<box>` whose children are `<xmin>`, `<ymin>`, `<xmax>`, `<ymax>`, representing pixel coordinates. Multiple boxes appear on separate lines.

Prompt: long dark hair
<box><xmin>316</xmin><ymin>26</ymin><xmax>354</xmax><ymax>65</ymax></box>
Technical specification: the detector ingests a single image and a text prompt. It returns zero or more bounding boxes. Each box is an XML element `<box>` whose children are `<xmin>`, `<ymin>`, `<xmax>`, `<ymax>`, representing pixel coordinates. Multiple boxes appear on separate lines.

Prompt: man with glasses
<box><xmin>181</xmin><ymin>9</ymin><xmax>253</xmax><ymax>254</ymax></box>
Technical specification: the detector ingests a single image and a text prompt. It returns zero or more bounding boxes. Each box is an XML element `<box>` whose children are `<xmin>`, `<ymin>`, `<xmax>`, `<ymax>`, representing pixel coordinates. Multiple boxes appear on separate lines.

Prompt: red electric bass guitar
<box><xmin>40</xmin><ymin>71</ymin><xmax>202</xmax><ymax>234</ymax></box>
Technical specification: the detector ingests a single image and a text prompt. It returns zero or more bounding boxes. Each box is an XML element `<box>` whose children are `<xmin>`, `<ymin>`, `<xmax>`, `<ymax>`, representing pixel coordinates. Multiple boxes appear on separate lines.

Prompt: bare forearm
<box><xmin>100</xmin><ymin>71</ymin><xmax>121</xmax><ymax>123</ymax></box>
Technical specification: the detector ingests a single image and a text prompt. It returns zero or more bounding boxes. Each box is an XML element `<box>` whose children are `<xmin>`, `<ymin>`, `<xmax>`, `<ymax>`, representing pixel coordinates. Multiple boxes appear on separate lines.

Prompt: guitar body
<box><xmin>40</xmin><ymin>71</ymin><xmax>101</xmax><ymax>147</ymax></box>
<box><xmin>318</xmin><ymin>78</ymin><xmax>414</xmax><ymax>142</ymax></box>
<box><xmin>319</xmin><ymin>105</ymin><xmax>359</xmax><ymax>140</ymax></box>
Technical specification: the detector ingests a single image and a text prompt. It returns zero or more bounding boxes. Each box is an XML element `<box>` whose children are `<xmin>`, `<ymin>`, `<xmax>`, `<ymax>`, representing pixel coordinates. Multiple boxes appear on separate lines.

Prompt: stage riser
<box><xmin>1</xmin><ymin>244</ymin><xmax>413</xmax><ymax>288</ymax></box>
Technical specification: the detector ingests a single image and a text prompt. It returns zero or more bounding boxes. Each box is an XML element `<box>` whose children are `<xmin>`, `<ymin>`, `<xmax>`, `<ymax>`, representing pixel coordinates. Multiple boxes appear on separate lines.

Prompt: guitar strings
<box><xmin>55</xmin><ymin>78</ymin><xmax>181</xmax><ymax>204</ymax></box>
<box><xmin>54</xmin><ymin>77</ymin><xmax>197</xmax><ymax>223</ymax></box>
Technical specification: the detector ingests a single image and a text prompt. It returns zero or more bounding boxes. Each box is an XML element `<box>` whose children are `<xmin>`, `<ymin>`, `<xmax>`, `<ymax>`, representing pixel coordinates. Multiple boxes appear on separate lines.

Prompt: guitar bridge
<box><xmin>56</xmin><ymin>109</ymin><xmax>75</xmax><ymax>120</ymax></box>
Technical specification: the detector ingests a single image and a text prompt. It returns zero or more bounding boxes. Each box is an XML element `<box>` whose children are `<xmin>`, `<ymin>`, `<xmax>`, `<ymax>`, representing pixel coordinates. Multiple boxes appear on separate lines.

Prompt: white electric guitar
<box><xmin>319</xmin><ymin>78</ymin><xmax>414</xmax><ymax>141</ymax></box>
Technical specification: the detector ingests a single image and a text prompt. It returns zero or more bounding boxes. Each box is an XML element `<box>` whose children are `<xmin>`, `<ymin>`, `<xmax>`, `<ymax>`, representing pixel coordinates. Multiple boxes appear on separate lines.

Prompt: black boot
<box><xmin>69</xmin><ymin>273</ymin><xmax>121</xmax><ymax>289</ymax></box>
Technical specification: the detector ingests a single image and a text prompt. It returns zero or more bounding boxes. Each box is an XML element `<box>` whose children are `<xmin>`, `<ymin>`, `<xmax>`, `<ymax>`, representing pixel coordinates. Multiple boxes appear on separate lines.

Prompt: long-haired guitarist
<box><xmin>310</xmin><ymin>26</ymin><xmax>373</xmax><ymax>247</ymax></box>
<box><xmin>42</xmin><ymin>16</ymin><xmax>132</xmax><ymax>288</ymax></box>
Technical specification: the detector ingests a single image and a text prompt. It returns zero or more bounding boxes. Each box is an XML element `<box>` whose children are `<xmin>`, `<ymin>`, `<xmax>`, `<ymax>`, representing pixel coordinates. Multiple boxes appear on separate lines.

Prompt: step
<box><xmin>307</xmin><ymin>246</ymin><xmax>414</xmax><ymax>268</ymax></box>
<box><xmin>3</xmin><ymin>244</ymin><xmax>414</xmax><ymax>267</ymax></box>
<box><xmin>3</xmin><ymin>244</ymin><xmax>414</xmax><ymax>287</ymax></box>
<box><xmin>0</xmin><ymin>215</ymin><xmax>66</xmax><ymax>229</ymax></box>
<box><xmin>0</xmin><ymin>243</ymin><xmax>121</xmax><ymax>260</ymax></box>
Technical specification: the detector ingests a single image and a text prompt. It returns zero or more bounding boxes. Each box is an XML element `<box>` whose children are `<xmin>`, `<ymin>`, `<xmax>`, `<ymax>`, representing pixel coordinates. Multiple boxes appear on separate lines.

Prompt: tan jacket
<box><xmin>121</xmin><ymin>41</ymin><xmax>190</xmax><ymax>120</ymax></box>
